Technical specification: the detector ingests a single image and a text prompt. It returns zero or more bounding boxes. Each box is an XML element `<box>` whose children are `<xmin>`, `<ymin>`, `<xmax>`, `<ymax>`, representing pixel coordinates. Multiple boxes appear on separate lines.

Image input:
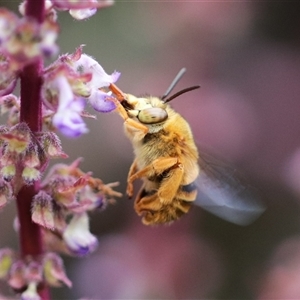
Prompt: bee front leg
<box><xmin>126</xmin><ymin>159</ymin><xmax>138</xmax><ymax>198</ymax></box>
<box><xmin>107</xmin><ymin>94</ymin><xmax>149</xmax><ymax>135</ymax></box>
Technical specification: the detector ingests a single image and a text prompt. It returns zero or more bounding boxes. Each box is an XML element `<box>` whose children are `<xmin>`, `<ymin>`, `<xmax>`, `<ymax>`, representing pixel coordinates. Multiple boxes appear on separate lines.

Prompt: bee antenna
<box><xmin>161</xmin><ymin>68</ymin><xmax>187</xmax><ymax>100</ymax></box>
<box><xmin>163</xmin><ymin>85</ymin><xmax>200</xmax><ymax>103</ymax></box>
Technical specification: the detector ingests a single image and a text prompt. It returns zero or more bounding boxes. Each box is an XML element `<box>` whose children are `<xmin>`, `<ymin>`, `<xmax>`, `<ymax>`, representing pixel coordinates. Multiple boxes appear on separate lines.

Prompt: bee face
<box><xmin>125</xmin><ymin>94</ymin><xmax>168</xmax><ymax>125</ymax></box>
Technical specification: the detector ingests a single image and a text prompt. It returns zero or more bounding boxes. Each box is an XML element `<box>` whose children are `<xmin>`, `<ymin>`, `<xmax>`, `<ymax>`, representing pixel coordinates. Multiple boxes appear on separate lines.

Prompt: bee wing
<box><xmin>194</xmin><ymin>152</ymin><xmax>265</xmax><ymax>226</ymax></box>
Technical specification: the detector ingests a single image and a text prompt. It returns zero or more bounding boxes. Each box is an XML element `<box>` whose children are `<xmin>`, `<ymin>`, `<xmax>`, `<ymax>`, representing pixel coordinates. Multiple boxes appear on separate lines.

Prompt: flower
<box><xmin>39</xmin><ymin>132</ymin><xmax>68</xmax><ymax>159</ymax></box>
<box><xmin>0</xmin><ymin>54</ymin><xmax>18</xmax><ymax>97</ymax></box>
<box><xmin>0</xmin><ymin>94</ymin><xmax>20</xmax><ymax>126</ymax></box>
<box><xmin>51</xmin><ymin>75</ymin><xmax>89</xmax><ymax>138</ymax></box>
<box><xmin>52</xmin><ymin>0</ymin><xmax>114</xmax><ymax>20</ymax></box>
<box><xmin>72</xmin><ymin>52</ymin><xmax>120</xmax><ymax>112</ymax></box>
<box><xmin>0</xmin><ymin>9</ymin><xmax>59</xmax><ymax>69</ymax></box>
<box><xmin>21</xmin><ymin>282</ymin><xmax>40</xmax><ymax>300</ymax></box>
<box><xmin>31</xmin><ymin>160</ymin><xmax>121</xmax><ymax>256</ymax></box>
<box><xmin>42</xmin><ymin>46</ymin><xmax>121</xmax><ymax>137</ymax></box>
<box><xmin>0</xmin><ymin>123</ymin><xmax>47</xmax><ymax>183</ymax></box>
<box><xmin>69</xmin><ymin>7</ymin><xmax>98</xmax><ymax>20</ymax></box>
<box><xmin>0</xmin><ymin>9</ymin><xmax>18</xmax><ymax>43</ymax></box>
<box><xmin>62</xmin><ymin>212</ymin><xmax>98</xmax><ymax>256</ymax></box>
<box><xmin>43</xmin><ymin>253</ymin><xmax>72</xmax><ymax>288</ymax></box>
<box><xmin>7</xmin><ymin>260</ymin><xmax>27</xmax><ymax>290</ymax></box>
<box><xmin>31</xmin><ymin>191</ymin><xmax>55</xmax><ymax>230</ymax></box>
<box><xmin>40</xmin><ymin>158</ymin><xmax>121</xmax><ymax>213</ymax></box>
<box><xmin>0</xmin><ymin>250</ymin><xmax>72</xmax><ymax>293</ymax></box>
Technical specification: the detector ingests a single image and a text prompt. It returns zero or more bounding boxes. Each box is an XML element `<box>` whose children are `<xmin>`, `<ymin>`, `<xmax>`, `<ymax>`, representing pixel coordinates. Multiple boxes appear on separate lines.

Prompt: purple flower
<box><xmin>51</xmin><ymin>75</ymin><xmax>89</xmax><ymax>138</ymax></box>
<box><xmin>43</xmin><ymin>47</ymin><xmax>121</xmax><ymax>137</ymax></box>
<box><xmin>89</xmin><ymin>90</ymin><xmax>116</xmax><ymax>112</ymax></box>
<box><xmin>62</xmin><ymin>212</ymin><xmax>98</xmax><ymax>256</ymax></box>
<box><xmin>73</xmin><ymin>53</ymin><xmax>120</xmax><ymax>112</ymax></box>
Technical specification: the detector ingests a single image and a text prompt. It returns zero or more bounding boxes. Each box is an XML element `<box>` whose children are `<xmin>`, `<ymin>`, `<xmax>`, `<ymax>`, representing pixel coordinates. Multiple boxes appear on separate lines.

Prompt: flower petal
<box><xmin>89</xmin><ymin>90</ymin><xmax>116</xmax><ymax>112</ymax></box>
<box><xmin>52</xmin><ymin>0</ymin><xmax>114</xmax><ymax>10</ymax></box>
<box><xmin>62</xmin><ymin>212</ymin><xmax>98</xmax><ymax>256</ymax></box>
<box><xmin>53</xmin><ymin>104</ymin><xmax>89</xmax><ymax>138</ymax></box>
<box><xmin>74</xmin><ymin>54</ymin><xmax>120</xmax><ymax>88</ymax></box>
<box><xmin>51</xmin><ymin>76</ymin><xmax>89</xmax><ymax>138</ymax></box>
<box><xmin>21</xmin><ymin>282</ymin><xmax>40</xmax><ymax>300</ymax></box>
<box><xmin>69</xmin><ymin>8</ymin><xmax>97</xmax><ymax>20</ymax></box>
<box><xmin>32</xmin><ymin>191</ymin><xmax>55</xmax><ymax>230</ymax></box>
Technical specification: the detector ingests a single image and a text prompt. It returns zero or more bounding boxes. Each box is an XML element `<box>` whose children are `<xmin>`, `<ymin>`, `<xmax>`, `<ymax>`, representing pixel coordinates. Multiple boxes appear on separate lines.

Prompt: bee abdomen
<box><xmin>179</xmin><ymin>181</ymin><xmax>198</xmax><ymax>202</ymax></box>
<box><xmin>181</xmin><ymin>182</ymin><xmax>197</xmax><ymax>193</ymax></box>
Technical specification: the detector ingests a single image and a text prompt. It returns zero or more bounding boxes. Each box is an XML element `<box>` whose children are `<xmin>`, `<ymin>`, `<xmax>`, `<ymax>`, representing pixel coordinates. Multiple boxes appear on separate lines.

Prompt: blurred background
<box><xmin>1</xmin><ymin>1</ymin><xmax>300</xmax><ymax>299</ymax></box>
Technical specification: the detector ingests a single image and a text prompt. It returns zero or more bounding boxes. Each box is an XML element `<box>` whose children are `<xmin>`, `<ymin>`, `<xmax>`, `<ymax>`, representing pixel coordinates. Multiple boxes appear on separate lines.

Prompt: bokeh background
<box><xmin>1</xmin><ymin>1</ymin><xmax>300</xmax><ymax>299</ymax></box>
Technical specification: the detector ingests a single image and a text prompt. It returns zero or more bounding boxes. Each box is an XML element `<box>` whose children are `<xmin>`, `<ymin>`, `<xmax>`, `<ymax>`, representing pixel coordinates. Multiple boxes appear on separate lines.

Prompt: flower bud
<box><xmin>22</xmin><ymin>167</ymin><xmax>41</xmax><ymax>185</ymax></box>
<box><xmin>39</xmin><ymin>132</ymin><xmax>68</xmax><ymax>159</ymax></box>
<box><xmin>0</xmin><ymin>165</ymin><xmax>16</xmax><ymax>181</ymax></box>
<box><xmin>43</xmin><ymin>253</ymin><xmax>72</xmax><ymax>288</ymax></box>
<box><xmin>32</xmin><ymin>191</ymin><xmax>55</xmax><ymax>230</ymax></box>
<box><xmin>0</xmin><ymin>123</ymin><xmax>31</xmax><ymax>154</ymax></box>
<box><xmin>7</xmin><ymin>260</ymin><xmax>26</xmax><ymax>290</ymax></box>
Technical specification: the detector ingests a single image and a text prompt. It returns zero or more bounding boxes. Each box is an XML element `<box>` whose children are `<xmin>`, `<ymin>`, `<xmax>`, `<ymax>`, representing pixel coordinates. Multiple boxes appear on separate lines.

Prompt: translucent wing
<box><xmin>194</xmin><ymin>151</ymin><xmax>265</xmax><ymax>226</ymax></box>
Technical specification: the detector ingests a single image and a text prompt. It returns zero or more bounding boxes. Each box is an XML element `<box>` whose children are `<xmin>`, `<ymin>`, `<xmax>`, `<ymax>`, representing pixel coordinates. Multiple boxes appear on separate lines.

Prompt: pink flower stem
<box><xmin>16</xmin><ymin>0</ymin><xmax>50</xmax><ymax>299</ymax></box>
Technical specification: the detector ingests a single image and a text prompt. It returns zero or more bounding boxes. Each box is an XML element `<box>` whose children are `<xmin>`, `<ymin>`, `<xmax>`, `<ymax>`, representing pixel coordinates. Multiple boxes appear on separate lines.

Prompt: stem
<box><xmin>24</xmin><ymin>0</ymin><xmax>45</xmax><ymax>23</ymax></box>
<box><xmin>16</xmin><ymin>185</ymin><xmax>43</xmax><ymax>257</ymax></box>
<box><xmin>17</xmin><ymin>0</ymin><xmax>50</xmax><ymax>299</ymax></box>
<box><xmin>20</xmin><ymin>62</ymin><xmax>43</xmax><ymax>132</ymax></box>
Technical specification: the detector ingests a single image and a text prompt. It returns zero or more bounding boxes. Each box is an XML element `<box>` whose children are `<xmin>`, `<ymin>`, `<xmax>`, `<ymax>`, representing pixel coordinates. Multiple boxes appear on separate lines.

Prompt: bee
<box><xmin>108</xmin><ymin>69</ymin><xmax>264</xmax><ymax>226</ymax></box>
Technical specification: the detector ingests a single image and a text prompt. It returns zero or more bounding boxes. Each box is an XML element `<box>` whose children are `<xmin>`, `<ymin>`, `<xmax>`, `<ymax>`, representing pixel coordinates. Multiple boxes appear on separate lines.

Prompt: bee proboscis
<box><xmin>108</xmin><ymin>69</ymin><xmax>264</xmax><ymax>225</ymax></box>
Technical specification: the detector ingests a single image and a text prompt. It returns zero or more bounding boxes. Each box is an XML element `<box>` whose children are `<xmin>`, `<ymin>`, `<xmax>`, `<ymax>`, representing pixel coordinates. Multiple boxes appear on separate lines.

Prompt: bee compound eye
<box><xmin>138</xmin><ymin>107</ymin><xmax>168</xmax><ymax>124</ymax></box>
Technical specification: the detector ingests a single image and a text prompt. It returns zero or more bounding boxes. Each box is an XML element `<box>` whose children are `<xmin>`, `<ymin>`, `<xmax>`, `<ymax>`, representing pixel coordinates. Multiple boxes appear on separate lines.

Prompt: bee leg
<box><xmin>158</xmin><ymin>166</ymin><xmax>184</xmax><ymax>205</ymax></box>
<box><xmin>149</xmin><ymin>157</ymin><xmax>184</xmax><ymax>204</ymax></box>
<box><xmin>109</xmin><ymin>83</ymin><xmax>127</xmax><ymax>102</ymax></box>
<box><xmin>126</xmin><ymin>159</ymin><xmax>138</xmax><ymax>198</ymax></box>
<box><xmin>128</xmin><ymin>157</ymin><xmax>183</xmax><ymax>204</ymax></box>
<box><xmin>134</xmin><ymin>191</ymin><xmax>161</xmax><ymax>213</ymax></box>
<box><xmin>107</xmin><ymin>95</ymin><xmax>149</xmax><ymax>135</ymax></box>
<box><xmin>127</xmin><ymin>157</ymin><xmax>180</xmax><ymax>185</ymax></box>
<box><xmin>124</xmin><ymin>119</ymin><xmax>149</xmax><ymax>138</ymax></box>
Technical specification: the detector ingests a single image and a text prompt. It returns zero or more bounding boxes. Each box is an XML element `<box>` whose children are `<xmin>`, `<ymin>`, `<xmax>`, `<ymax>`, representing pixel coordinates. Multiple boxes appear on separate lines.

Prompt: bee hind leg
<box><xmin>134</xmin><ymin>189</ymin><xmax>161</xmax><ymax>213</ymax></box>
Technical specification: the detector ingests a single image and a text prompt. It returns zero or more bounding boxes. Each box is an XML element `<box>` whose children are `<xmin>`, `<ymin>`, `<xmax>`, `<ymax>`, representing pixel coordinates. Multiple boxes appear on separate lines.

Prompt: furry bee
<box><xmin>108</xmin><ymin>69</ymin><xmax>264</xmax><ymax>226</ymax></box>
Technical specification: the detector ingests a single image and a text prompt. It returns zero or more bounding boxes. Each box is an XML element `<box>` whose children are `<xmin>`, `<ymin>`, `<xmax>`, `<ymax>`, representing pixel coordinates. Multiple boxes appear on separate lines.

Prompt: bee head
<box><xmin>125</xmin><ymin>94</ymin><xmax>168</xmax><ymax>125</ymax></box>
<box><xmin>109</xmin><ymin>68</ymin><xmax>199</xmax><ymax>125</ymax></box>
